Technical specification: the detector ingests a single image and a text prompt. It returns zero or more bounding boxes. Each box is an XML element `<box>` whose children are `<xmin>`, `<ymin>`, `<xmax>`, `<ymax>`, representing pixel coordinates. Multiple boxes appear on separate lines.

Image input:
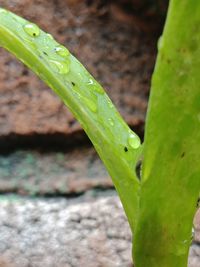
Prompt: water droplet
<box><xmin>49</xmin><ymin>60</ymin><xmax>70</xmax><ymax>74</ymax></box>
<box><xmin>87</xmin><ymin>79</ymin><xmax>104</xmax><ymax>94</ymax></box>
<box><xmin>107</xmin><ymin>99</ymin><xmax>114</xmax><ymax>109</ymax></box>
<box><xmin>108</xmin><ymin>118</ymin><xmax>114</xmax><ymax>126</ymax></box>
<box><xmin>88</xmin><ymin>79</ymin><xmax>94</xmax><ymax>85</ymax></box>
<box><xmin>158</xmin><ymin>36</ymin><xmax>163</xmax><ymax>50</ymax></box>
<box><xmin>23</xmin><ymin>23</ymin><xmax>40</xmax><ymax>37</ymax></box>
<box><xmin>55</xmin><ymin>45</ymin><xmax>70</xmax><ymax>58</ymax></box>
<box><xmin>47</xmin><ymin>33</ymin><xmax>54</xmax><ymax>40</ymax></box>
<box><xmin>191</xmin><ymin>227</ymin><xmax>195</xmax><ymax>242</ymax></box>
<box><xmin>128</xmin><ymin>133</ymin><xmax>141</xmax><ymax>149</ymax></box>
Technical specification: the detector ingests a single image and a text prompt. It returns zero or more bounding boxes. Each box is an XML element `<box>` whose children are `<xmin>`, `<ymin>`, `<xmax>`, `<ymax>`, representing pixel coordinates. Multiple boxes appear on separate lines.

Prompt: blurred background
<box><xmin>2</xmin><ymin>1</ymin><xmax>198</xmax><ymax>267</ymax></box>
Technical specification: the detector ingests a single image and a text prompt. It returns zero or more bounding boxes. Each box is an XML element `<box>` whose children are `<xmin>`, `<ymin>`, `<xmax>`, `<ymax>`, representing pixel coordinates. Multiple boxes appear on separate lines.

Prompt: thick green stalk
<box><xmin>0</xmin><ymin>8</ymin><xmax>142</xmax><ymax>231</ymax></box>
<box><xmin>133</xmin><ymin>1</ymin><xmax>200</xmax><ymax>266</ymax></box>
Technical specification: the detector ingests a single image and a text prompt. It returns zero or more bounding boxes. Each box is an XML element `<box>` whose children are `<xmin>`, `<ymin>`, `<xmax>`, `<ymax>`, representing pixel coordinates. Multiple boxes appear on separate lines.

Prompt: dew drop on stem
<box><xmin>23</xmin><ymin>23</ymin><xmax>40</xmax><ymax>37</ymax></box>
<box><xmin>157</xmin><ymin>35</ymin><xmax>163</xmax><ymax>51</ymax></box>
<box><xmin>107</xmin><ymin>99</ymin><xmax>114</xmax><ymax>109</ymax></box>
<box><xmin>128</xmin><ymin>133</ymin><xmax>141</xmax><ymax>149</ymax></box>
<box><xmin>55</xmin><ymin>45</ymin><xmax>70</xmax><ymax>58</ymax></box>
<box><xmin>49</xmin><ymin>60</ymin><xmax>70</xmax><ymax>74</ymax></box>
<box><xmin>47</xmin><ymin>33</ymin><xmax>54</xmax><ymax>40</ymax></box>
<box><xmin>191</xmin><ymin>227</ymin><xmax>195</xmax><ymax>243</ymax></box>
<box><xmin>87</xmin><ymin>79</ymin><xmax>104</xmax><ymax>95</ymax></box>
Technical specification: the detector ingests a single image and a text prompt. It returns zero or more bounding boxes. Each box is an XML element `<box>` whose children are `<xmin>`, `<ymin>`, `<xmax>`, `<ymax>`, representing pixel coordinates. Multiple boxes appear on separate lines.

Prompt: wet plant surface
<box><xmin>0</xmin><ymin>1</ymin><xmax>200</xmax><ymax>267</ymax></box>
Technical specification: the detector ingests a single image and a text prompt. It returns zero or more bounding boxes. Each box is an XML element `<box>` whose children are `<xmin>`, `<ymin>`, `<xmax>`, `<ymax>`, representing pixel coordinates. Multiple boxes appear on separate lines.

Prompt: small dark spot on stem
<box><xmin>124</xmin><ymin>147</ymin><xmax>128</xmax><ymax>152</ymax></box>
<box><xmin>33</xmin><ymin>33</ymin><xmax>36</xmax><ymax>37</ymax></box>
<box><xmin>43</xmin><ymin>51</ymin><xmax>48</xmax><ymax>56</ymax></box>
<box><xmin>135</xmin><ymin>160</ymin><xmax>142</xmax><ymax>181</ymax></box>
<box><xmin>181</xmin><ymin>152</ymin><xmax>185</xmax><ymax>158</ymax></box>
<box><xmin>196</xmin><ymin>197</ymin><xmax>200</xmax><ymax>208</ymax></box>
<box><xmin>72</xmin><ymin>82</ymin><xmax>75</xmax><ymax>86</ymax></box>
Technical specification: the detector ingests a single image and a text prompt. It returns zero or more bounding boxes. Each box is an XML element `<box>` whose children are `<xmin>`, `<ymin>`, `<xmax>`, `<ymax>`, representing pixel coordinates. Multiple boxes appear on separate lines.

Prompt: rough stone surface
<box><xmin>0</xmin><ymin>196</ymin><xmax>132</xmax><ymax>267</ymax></box>
<box><xmin>0</xmin><ymin>0</ymin><xmax>162</xmax><ymax>137</ymax></box>
<box><xmin>0</xmin><ymin>195</ymin><xmax>199</xmax><ymax>267</ymax></box>
<box><xmin>0</xmin><ymin>147</ymin><xmax>111</xmax><ymax>195</ymax></box>
<box><xmin>189</xmin><ymin>245</ymin><xmax>200</xmax><ymax>267</ymax></box>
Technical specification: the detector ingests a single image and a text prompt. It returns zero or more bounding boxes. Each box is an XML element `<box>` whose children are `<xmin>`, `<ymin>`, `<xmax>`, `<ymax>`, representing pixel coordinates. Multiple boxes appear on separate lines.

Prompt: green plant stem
<box><xmin>133</xmin><ymin>1</ymin><xmax>200</xmax><ymax>266</ymax></box>
<box><xmin>0</xmin><ymin>8</ymin><xmax>142</xmax><ymax>231</ymax></box>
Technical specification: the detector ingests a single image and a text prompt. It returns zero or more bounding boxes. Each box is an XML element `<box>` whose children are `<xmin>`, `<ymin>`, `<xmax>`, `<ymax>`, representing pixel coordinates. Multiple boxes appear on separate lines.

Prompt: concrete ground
<box><xmin>0</xmin><ymin>195</ymin><xmax>200</xmax><ymax>267</ymax></box>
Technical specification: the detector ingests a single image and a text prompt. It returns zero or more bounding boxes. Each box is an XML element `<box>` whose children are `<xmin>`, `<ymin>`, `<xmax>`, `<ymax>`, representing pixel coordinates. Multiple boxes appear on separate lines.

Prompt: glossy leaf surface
<box><xmin>0</xmin><ymin>8</ymin><xmax>142</xmax><ymax>231</ymax></box>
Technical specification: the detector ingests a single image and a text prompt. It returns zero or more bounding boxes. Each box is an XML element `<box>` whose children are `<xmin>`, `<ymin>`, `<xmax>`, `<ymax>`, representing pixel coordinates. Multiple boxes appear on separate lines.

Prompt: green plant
<box><xmin>0</xmin><ymin>1</ymin><xmax>199</xmax><ymax>266</ymax></box>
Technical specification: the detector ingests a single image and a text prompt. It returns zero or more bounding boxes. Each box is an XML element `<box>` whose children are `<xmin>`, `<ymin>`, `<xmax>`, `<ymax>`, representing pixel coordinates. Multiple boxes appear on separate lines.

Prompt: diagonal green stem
<box><xmin>0</xmin><ymin>8</ymin><xmax>142</xmax><ymax>231</ymax></box>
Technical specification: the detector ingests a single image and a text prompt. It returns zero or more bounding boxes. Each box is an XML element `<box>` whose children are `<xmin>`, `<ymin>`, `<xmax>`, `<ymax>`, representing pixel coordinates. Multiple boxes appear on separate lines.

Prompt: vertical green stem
<box><xmin>133</xmin><ymin>1</ymin><xmax>200</xmax><ymax>266</ymax></box>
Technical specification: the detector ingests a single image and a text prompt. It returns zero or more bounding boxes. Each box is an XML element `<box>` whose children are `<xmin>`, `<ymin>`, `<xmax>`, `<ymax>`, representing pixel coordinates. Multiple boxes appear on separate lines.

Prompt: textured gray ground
<box><xmin>0</xmin><ymin>196</ymin><xmax>132</xmax><ymax>267</ymax></box>
<box><xmin>0</xmin><ymin>195</ymin><xmax>200</xmax><ymax>267</ymax></box>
